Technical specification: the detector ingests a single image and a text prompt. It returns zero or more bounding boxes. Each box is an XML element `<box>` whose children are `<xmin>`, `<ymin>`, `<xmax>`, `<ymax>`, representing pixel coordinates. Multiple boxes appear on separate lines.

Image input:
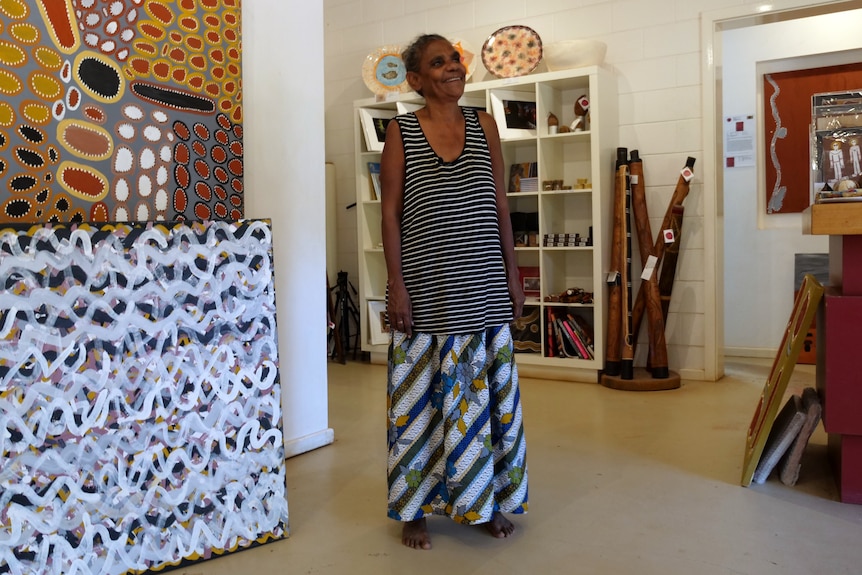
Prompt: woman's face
<box><xmin>408</xmin><ymin>39</ymin><xmax>466</xmax><ymax>100</ymax></box>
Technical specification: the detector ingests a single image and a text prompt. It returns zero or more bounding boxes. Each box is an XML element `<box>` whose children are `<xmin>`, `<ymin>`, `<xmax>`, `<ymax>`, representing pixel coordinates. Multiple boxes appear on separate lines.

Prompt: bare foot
<box><xmin>484</xmin><ymin>512</ymin><xmax>515</xmax><ymax>538</ymax></box>
<box><xmin>402</xmin><ymin>518</ymin><xmax>431</xmax><ymax>550</ymax></box>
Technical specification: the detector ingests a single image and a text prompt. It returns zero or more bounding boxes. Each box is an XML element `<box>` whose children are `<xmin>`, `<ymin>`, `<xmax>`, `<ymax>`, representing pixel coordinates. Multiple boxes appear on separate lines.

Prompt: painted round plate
<box><xmin>481</xmin><ymin>25</ymin><xmax>543</xmax><ymax>79</ymax></box>
<box><xmin>449</xmin><ymin>37</ymin><xmax>478</xmax><ymax>82</ymax></box>
<box><xmin>362</xmin><ymin>45</ymin><xmax>410</xmax><ymax>95</ymax></box>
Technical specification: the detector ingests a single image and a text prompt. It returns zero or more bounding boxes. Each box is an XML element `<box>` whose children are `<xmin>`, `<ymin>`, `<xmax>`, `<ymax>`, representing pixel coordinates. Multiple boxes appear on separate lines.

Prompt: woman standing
<box><xmin>380</xmin><ymin>34</ymin><xmax>528</xmax><ymax>550</ymax></box>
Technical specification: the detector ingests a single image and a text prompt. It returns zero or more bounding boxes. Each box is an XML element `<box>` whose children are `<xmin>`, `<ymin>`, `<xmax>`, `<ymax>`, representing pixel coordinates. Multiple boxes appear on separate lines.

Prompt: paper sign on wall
<box><xmin>725</xmin><ymin>115</ymin><xmax>756</xmax><ymax>168</ymax></box>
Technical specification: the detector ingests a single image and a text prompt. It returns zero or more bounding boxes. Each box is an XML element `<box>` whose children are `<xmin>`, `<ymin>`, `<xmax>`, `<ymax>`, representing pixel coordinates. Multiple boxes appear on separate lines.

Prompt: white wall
<box><xmin>243</xmin><ymin>1</ymin><xmax>334</xmax><ymax>457</ymax></box>
<box><xmin>324</xmin><ymin>0</ymin><xmax>731</xmax><ymax>380</ymax></box>
<box><xmin>722</xmin><ymin>10</ymin><xmax>862</xmax><ymax>356</ymax></box>
<box><xmin>323</xmin><ymin>0</ymin><xmax>862</xmax><ymax>378</ymax></box>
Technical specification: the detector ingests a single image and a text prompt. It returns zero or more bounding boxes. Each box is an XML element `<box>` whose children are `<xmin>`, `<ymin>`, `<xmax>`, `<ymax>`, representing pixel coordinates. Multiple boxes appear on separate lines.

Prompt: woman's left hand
<box><xmin>508</xmin><ymin>275</ymin><xmax>525</xmax><ymax>321</ymax></box>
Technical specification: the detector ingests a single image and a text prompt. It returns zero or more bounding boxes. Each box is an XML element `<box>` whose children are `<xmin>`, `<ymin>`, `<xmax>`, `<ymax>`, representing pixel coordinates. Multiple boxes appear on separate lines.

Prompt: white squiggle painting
<box><xmin>766</xmin><ymin>74</ymin><xmax>789</xmax><ymax>213</ymax></box>
<box><xmin>0</xmin><ymin>220</ymin><xmax>288</xmax><ymax>575</ymax></box>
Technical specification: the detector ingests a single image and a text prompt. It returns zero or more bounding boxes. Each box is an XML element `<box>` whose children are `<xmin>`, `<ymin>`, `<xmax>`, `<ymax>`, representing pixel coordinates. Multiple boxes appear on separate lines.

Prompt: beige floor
<box><xmin>186</xmin><ymin>358</ymin><xmax>862</xmax><ymax>575</ymax></box>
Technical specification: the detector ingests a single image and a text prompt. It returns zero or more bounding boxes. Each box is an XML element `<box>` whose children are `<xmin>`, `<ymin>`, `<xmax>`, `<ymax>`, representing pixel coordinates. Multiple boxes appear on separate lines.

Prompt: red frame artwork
<box><xmin>763</xmin><ymin>63</ymin><xmax>862</xmax><ymax>214</ymax></box>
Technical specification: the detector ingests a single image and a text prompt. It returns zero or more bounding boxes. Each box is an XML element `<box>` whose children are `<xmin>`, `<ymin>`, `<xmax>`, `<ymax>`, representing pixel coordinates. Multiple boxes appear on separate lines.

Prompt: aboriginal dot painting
<box><xmin>0</xmin><ymin>0</ymin><xmax>243</xmax><ymax>224</ymax></box>
<box><xmin>0</xmin><ymin>219</ymin><xmax>288</xmax><ymax>574</ymax></box>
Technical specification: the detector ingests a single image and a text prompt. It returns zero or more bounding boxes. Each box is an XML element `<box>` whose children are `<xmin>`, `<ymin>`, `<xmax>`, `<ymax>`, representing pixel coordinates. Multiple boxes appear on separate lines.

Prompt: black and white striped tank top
<box><xmin>395</xmin><ymin>107</ymin><xmax>512</xmax><ymax>334</ymax></box>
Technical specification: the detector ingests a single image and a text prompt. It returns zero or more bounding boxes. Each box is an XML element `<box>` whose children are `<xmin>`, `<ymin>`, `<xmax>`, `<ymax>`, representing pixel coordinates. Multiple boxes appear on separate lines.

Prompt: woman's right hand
<box><xmin>387</xmin><ymin>281</ymin><xmax>413</xmax><ymax>337</ymax></box>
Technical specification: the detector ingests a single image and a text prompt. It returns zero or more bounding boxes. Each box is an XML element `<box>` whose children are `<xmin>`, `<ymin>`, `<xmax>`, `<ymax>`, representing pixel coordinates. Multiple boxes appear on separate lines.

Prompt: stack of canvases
<box><xmin>0</xmin><ymin>2</ymin><xmax>290</xmax><ymax>575</ymax></box>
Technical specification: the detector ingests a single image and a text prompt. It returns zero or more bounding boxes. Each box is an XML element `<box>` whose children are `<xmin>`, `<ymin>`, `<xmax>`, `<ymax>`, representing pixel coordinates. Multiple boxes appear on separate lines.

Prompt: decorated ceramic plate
<box><xmin>362</xmin><ymin>45</ymin><xmax>410</xmax><ymax>95</ymax></box>
<box><xmin>449</xmin><ymin>37</ymin><xmax>478</xmax><ymax>82</ymax></box>
<box><xmin>481</xmin><ymin>25</ymin><xmax>543</xmax><ymax>79</ymax></box>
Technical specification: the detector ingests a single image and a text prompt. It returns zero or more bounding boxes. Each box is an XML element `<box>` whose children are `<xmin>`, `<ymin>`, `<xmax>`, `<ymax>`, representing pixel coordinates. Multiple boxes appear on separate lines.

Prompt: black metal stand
<box><xmin>326</xmin><ymin>274</ymin><xmax>345</xmax><ymax>363</ymax></box>
<box><xmin>329</xmin><ymin>270</ymin><xmax>360</xmax><ymax>361</ymax></box>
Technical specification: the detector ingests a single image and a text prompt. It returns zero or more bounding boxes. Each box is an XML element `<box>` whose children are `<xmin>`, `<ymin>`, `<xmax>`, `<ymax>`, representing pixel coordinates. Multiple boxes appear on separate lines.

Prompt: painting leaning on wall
<box><xmin>0</xmin><ymin>0</ymin><xmax>244</xmax><ymax>224</ymax></box>
<box><xmin>0</xmin><ymin>219</ymin><xmax>289</xmax><ymax>574</ymax></box>
<box><xmin>0</xmin><ymin>2</ymin><xmax>290</xmax><ymax>574</ymax></box>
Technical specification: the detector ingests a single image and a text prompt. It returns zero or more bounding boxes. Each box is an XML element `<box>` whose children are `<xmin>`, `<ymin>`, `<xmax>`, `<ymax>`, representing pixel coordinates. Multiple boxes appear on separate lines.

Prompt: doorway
<box><xmin>701</xmin><ymin>0</ymin><xmax>862</xmax><ymax>379</ymax></box>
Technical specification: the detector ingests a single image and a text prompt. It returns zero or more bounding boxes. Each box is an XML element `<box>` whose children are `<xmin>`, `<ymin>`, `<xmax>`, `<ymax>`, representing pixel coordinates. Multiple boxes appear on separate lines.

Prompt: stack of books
<box><xmin>545</xmin><ymin>308</ymin><xmax>594</xmax><ymax>359</ymax></box>
<box><xmin>519</xmin><ymin>177</ymin><xmax>538</xmax><ymax>192</ymax></box>
<box><xmin>367</xmin><ymin>162</ymin><xmax>382</xmax><ymax>200</ymax></box>
<box><xmin>508</xmin><ymin>162</ymin><xmax>538</xmax><ymax>192</ymax></box>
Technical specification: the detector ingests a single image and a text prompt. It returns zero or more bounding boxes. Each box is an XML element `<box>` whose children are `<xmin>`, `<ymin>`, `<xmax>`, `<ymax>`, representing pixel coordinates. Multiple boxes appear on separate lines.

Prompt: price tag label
<box><xmin>663</xmin><ymin>229</ymin><xmax>676</xmax><ymax>244</ymax></box>
<box><xmin>641</xmin><ymin>255</ymin><xmax>658</xmax><ymax>281</ymax></box>
<box><xmin>681</xmin><ymin>166</ymin><xmax>694</xmax><ymax>182</ymax></box>
<box><xmin>577</xmin><ymin>96</ymin><xmax>590</xmax><ymax>112</ymax></box>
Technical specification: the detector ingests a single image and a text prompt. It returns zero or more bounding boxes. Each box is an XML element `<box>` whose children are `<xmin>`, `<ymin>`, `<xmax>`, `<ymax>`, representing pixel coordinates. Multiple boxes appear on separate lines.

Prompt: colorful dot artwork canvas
<box><xmin>0</xmin><ymin>0</ymin><xmax>243</xmax><ymax>224</ymax></box>
<box><xmin>0</xmin><ymin>219</ymin><xmax>288</xmax><ymax>574</ymax></box>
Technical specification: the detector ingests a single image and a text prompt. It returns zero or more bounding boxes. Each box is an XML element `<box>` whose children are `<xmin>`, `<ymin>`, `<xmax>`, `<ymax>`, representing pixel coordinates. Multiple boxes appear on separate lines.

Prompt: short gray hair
<box><xmin>401</xmin><ymin>34</ymin><xmax>448</xmax><ymax>74</ymax></box>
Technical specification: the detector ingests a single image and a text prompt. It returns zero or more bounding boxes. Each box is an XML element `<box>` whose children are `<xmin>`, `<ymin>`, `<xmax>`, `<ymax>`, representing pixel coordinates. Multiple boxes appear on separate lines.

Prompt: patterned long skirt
<box><xmin>386</xmin><ymin>323</ymin><xmax>528</xmax><ymax>524</ymax></box>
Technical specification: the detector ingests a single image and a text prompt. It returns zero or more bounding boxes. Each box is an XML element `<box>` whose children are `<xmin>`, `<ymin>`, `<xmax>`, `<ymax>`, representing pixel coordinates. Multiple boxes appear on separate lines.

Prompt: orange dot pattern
<box><xmin>0</xmin><ymin>10</ymin><xmax>83</xmax><ymax>222</ymax></box>
<box><xmin>124</xmin><ymin>0</ymin><xmax>242</xmax><ymax>124</ymax></box>
<box><xmin>171</xmin><ymin>111</ymin><xmax>242</xmax><ymax>221</ymax></box>
<box><xmin>0</xmin><ymin>0</ymin><xmax>243</xmax><ymax>224</ymax></box>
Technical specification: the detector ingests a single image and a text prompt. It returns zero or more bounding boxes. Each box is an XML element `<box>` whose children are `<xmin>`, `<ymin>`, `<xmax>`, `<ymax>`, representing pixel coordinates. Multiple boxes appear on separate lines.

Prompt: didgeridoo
<box><xmin>605</xmin><ymin>147</ymin><xmax>628</xmax><ymax>377</ymax></box>
<box><xmin>628</xmin><ymin>150</ymin><xmax>669</xmax><ymax>379</ymax></box>
<box><xmin>620</xmin><ymin>161</ymin><xmax>634</xmax><ymax>380</ymax></box>
<box><xmin>630</xmin><ymin>157</ymin><xmax>696</xmax><ymax>349</ymax></box>
<box><xmin>658</xmin><ymin>205</ymin><xmax>685</xmax><ymax>322</ymax></box>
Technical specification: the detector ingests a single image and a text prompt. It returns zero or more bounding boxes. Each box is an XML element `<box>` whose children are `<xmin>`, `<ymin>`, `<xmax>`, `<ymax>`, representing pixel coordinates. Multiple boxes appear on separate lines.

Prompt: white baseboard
<box><xmin>678</xmin><ymin>367</ymin><xmax>706</xmax><ymax>381</ymax></box>
<box><xmin>283</xmin><ymin>428</ymin><xmax>335</xmax><ymax>459</ymax></box>
<box><xmin>724</xmin><ymin>346</ymin><xmax>777</xmax><ymax>359</ymax></box>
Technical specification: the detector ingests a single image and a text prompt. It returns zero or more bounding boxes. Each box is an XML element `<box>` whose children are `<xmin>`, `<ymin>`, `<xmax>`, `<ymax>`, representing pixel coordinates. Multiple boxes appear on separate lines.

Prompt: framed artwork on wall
<box><xmin>762</xmin><ymin>63</ymin><xmax>862</xmax><ymax>213</ymax></box>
